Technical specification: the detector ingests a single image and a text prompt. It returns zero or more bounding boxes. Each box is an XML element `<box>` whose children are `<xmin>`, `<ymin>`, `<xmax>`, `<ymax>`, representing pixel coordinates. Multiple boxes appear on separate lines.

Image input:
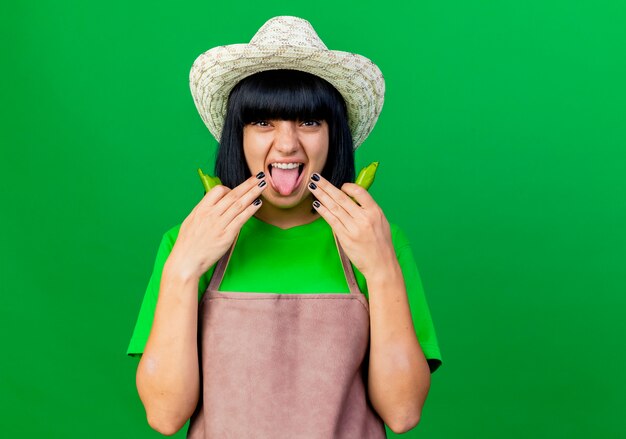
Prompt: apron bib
<box><xmin>187</xmin><ymin>232</ymin><xmax>387</xmax><ymax>438</ymax></box>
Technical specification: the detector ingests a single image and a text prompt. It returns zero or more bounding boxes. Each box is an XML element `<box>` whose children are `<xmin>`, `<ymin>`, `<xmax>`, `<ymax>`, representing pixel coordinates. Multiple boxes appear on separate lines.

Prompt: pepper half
<box><xmin>198</xmin><ymin>168</ymin><xmax>222</xmax><ymax>194</ymax></box>
<box><xmin>354</xmin><ymin>161</ymin><xmax>379</xmax><ymax>190</ymax></box>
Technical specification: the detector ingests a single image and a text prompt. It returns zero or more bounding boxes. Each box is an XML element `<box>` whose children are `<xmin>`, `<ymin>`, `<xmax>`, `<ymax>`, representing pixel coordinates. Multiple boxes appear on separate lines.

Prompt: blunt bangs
<box><xmin>231</xmin><ymin>69</ymin><xmax>341</xmax><ymax>124</ymax></box>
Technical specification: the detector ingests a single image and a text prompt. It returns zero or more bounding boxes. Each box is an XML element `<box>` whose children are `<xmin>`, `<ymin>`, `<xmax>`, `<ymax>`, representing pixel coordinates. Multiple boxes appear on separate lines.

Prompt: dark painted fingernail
<box><xmin>256</xmin><ymin>171</ymin><xmax>265</xmax><ymax>179</ymax></box>
<box><xmin>308</xmin><ymin>182</ymin><xmax>317</xmax><ymax>190</ymax></box>
<box><xmin>311</xmin><ymin>173</ymin><xmax>320</xmax><ymax>181</ymax></box>
<box><xmin>253</xmin><ymin>198</ymin><xmax>262</xmax><ymax>206</ymax></box>
<box><xmin>258</xmin><ymin>180</ymin><xmax>266</xmax><ymax>187</ymax></box>
<box><xmin>312</xmin><ymin>200</ymin><xmax>321</xmax><ymax>208</ymax></box>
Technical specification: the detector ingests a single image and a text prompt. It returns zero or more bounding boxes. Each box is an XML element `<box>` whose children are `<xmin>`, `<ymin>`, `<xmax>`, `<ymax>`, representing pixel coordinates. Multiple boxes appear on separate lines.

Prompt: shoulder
<box><xmin>148</xmin><ymin>223</ymin><xmax>183</xmax><ymax>259</ymax></box>
<box><xmin>388</xmin><ymin>222</ymin><xmax>411</xmax><ymax>253</ymax></box>
<box><xmin>160</xmin><ymin>223</ymin><xmax>182</xmax><ymax>246</ymax></box>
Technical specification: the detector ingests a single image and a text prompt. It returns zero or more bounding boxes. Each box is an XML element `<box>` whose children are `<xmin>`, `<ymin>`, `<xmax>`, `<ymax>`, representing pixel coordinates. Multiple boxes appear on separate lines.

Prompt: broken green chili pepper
<box><xmin>354</xmin><ymin>161</ymin><xmax>379</xmax><ymax>190</ymax></box>
<box><xmin>350</xmin><ymin>161</ymin><xmax>379</xmax><ymax>204</ymax></box>
<box><xmin>198</xmin><ymin>168</ymin><xmax>222</xmax><ymax>194</ymax></box>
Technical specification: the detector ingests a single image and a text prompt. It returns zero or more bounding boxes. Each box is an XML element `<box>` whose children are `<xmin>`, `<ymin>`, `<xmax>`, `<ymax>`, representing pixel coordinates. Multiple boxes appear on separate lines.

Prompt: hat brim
<box><xmin>189</xmin><ymin>44</ymin><xmax>385</xmax><ymax>149</ymax></box>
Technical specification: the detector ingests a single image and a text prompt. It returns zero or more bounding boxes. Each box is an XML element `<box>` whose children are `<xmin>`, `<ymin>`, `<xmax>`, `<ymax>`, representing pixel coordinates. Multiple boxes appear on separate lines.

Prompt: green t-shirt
<box><xmin>127</xmin><ymin>215</ymin><xmax>443</xmax><ymax>372</ymax></box>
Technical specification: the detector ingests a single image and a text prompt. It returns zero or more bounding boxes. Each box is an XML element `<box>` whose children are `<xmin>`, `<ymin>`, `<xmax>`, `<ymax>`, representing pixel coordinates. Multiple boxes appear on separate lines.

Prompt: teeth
<box><xmin>270</xmin><ymin>163</ymin><xmax>302</xmax><ymax>169</ymax></box>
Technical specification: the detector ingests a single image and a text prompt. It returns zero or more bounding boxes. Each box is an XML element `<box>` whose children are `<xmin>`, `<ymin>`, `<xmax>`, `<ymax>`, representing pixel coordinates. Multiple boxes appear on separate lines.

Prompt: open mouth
<box><xmin>268</xmin><ymin>163</ymin><xmax>304</xmax><ymax>176</ymax></box>
<box><xmin>267</xmin><ymin>163</ymin><xmax>306</xmax><ymax>196</ymax></box>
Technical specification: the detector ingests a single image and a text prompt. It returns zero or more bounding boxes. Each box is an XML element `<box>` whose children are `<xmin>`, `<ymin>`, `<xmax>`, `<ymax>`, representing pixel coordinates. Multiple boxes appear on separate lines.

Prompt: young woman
<box><xmin>127</xmin><ymin>16</ymin><xmax>442</xmax><ymax>438</ymax></box>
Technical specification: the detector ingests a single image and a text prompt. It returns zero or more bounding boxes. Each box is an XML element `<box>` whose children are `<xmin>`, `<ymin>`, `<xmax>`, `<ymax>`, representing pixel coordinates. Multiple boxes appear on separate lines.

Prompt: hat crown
<box><xmin>249</xmin><ymin>16</ymin><xmax>328</xmax><ymax>50</ymax></box>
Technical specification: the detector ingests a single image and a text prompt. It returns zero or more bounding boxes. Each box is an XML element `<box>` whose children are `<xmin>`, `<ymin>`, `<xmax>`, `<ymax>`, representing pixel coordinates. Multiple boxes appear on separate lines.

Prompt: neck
<box><xmin>253</xmin><ymin>194</ymin><xmax>320</xmax><ymax>229</ymax></box>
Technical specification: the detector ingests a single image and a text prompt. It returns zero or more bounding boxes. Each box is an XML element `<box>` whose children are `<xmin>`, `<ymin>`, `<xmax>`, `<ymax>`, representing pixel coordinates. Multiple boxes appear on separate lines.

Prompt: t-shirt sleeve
<box><xmin>125</xmin><ymin>224</ymin><xmax>214</xmax><ymax>358</ymax></box>
<box><xmin>126</xmin><ymin>226</ymin><xmax>179</xmax><ymax>358</ymax></box>
<box><xmin>391</xmin><ymin>224</ymin><xmax>443</xmax><ymax>374</ymax></box>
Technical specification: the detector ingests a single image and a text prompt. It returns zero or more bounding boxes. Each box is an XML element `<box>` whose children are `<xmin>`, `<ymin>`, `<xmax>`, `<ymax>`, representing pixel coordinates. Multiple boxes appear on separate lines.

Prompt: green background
<box><xmin>2</xmin><ymin>0</ymin><xmax>624</xmax><ymax>437</ymax></box>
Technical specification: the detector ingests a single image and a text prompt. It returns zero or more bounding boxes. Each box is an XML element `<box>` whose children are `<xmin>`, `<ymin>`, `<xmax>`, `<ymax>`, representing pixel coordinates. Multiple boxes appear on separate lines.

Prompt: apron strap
<box><xmin>207</xmin><ymin>232</ymin><xmax>240</xmax><ymax>292</ymax></box>
<box><xmin>207</xmin><ymin>225</ymin><xmax>361</xmax><ymax>296</ymax></box>
<box><xmin>332</xmin><ymin>233</ymin><xmax>361</xmax><ymax>296</ymax></box>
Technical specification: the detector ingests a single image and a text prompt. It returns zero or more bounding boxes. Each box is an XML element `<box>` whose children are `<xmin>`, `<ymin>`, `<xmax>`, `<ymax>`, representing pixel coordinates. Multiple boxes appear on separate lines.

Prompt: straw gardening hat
<box><xmin>189</xmin><ymin>16</ymin><xmax>385</xmax><ymax>149</ymax></box>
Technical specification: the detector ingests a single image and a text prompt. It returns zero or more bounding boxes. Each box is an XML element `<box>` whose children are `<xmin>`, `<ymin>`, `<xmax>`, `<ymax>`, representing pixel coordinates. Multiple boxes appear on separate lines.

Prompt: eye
<box><xmin>250</xmin><ymin>120</ymin><xmax>270</xmax><ymax>127</ymax></box>
<box><xmin>300</xmin><ymin>120</ymin><xmax>321</xmax><ymax>127</ymax></box>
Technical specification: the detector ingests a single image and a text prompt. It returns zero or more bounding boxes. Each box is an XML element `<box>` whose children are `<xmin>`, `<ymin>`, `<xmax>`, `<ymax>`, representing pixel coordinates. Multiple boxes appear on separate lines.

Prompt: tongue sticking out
<box><xmin>272</xmin><ymin>167</ymin><xmax>301</xmax><ymax>196</ymax></box>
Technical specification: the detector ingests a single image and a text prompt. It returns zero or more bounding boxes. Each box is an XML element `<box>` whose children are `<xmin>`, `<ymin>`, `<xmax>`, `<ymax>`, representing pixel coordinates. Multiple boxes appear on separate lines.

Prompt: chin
<box><xmin>264</xmin><ymin>189</ymin><xmax>311</xmax><ymax>209</ymax></box>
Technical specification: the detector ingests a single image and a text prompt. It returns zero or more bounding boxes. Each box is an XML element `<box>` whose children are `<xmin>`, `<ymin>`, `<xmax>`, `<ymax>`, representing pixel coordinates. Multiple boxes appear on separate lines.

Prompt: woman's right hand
<box><xmin>164</xmin><ymin>171</ymin><xmax>267</xmax><ymax>281</ymax></box>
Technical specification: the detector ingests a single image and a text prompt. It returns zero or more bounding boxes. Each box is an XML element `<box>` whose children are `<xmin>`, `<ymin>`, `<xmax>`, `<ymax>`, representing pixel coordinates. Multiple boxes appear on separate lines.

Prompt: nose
<box><xmin>273</xmin><ymin>121</ymin><xmax>299</xmax><ymax>155</ymax></box>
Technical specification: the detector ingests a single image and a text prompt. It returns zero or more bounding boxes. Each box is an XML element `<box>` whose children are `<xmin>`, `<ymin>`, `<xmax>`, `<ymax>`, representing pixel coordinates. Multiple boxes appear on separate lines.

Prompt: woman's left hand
<box><xmin>307</xmin><ymin>173</ymin><xmax>396</xmax><ymax>280</ymax></box>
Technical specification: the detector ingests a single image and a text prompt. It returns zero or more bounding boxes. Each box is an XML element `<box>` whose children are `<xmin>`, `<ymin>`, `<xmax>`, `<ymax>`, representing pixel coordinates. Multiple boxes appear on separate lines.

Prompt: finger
<box><xmin>214</xmin><ymin>171</ymin><xmax>266</xmax><ymax>216</ymax></box>
<box><xmin>308</xmin><ymin>173</ymin><xmax>365</xmax><ymax>218</ymax></box>
<box><xmin>200</xmin><ymin>184</ymin><xmax>231</xmax><ymax>207</ymax></box>
<box><xmin>308</xmin><ymin>181</ymin><xmax>350</xmax><ymax>230</ymax></box>
<box><xmin>220</xmin><ymin>176</ymin><xmax>268</xmax><ymax>224</ymax></box>
<box><xmin>307</xmin><ymin>176</ymin><xmax>361</xmax><ymax>227</ymax></box>
<box><xmin>339</xmin><ymin>182</ymin><xmax>377</xmax><ymax>210</ymax></box>
<box><xmin>225</xmin><ymin>197</ymin><xmax>263</xmax><ymax>236</ymax></box>
<box><xmin>309</xmin><ymin>191</ymin><xmax>354</xmax><ymax>237</ymax></box>
<box><xmin>311</xmin><ymin>199</ymin><xmax>348</xmax><ymax>235</ymax></box>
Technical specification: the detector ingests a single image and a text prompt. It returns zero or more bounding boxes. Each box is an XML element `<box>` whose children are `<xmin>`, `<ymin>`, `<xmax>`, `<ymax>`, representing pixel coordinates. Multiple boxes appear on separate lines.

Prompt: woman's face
<box><xmin>243</xmin><ymin>118</ymin><xmax>329</xmax><ymax>210</ymax></box>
